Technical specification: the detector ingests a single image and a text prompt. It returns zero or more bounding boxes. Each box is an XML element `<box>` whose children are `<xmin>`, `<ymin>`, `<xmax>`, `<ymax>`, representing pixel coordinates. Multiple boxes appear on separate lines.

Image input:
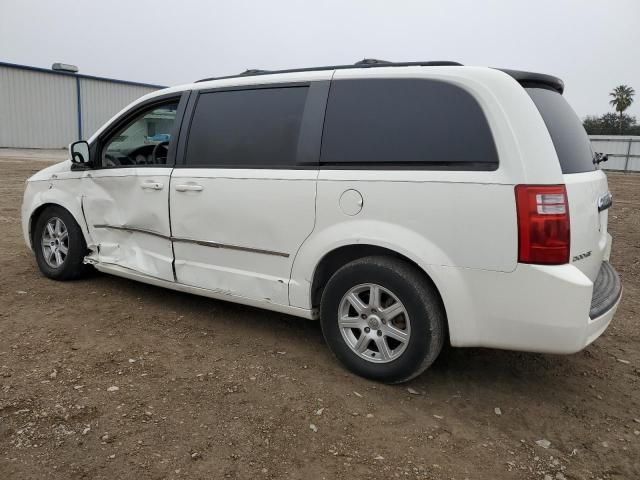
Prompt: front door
<box><xmin>82</xmin><ymin>95</ymin><xmax>186</xmax><ymax>281</ymax></box>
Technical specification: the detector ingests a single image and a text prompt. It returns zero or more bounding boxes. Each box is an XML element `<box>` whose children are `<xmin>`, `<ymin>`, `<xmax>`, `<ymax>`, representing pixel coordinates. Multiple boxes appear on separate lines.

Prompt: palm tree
<box><xmin>609</xmin><ymin>85</ymin><xmax>635</xmax><ymax>134</ymax></box>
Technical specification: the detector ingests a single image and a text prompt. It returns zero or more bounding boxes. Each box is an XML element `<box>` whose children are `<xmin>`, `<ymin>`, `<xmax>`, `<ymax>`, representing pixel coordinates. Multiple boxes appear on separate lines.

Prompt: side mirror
<box><xmin>70</xmin><ymin>140</ymin><xmax>90</xmax><ymax>164</ymax></box>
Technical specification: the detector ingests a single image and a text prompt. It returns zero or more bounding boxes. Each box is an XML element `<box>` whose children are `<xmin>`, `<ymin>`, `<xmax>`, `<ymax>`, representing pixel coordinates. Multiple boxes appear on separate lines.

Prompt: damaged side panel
<box><xmin>82</xmin><ymin>167</ymin><xmax>175</xmax><ymax>281</ymax></box>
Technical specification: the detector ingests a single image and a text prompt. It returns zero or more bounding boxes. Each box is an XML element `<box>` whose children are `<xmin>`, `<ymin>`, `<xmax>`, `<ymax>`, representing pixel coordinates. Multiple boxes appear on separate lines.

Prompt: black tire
<box><xmin>320</xmin><ymin>256</ymin><xmax>445</xmax><ymax>383</ymax></box>
<box><xmin>33</xmin><ymin>205</ymin><xmax>90</xmax><ymax>280</ymax></box>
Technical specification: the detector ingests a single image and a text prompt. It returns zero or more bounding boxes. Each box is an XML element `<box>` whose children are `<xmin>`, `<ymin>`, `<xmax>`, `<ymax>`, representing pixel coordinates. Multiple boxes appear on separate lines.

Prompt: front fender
<box><xmin>22</xmin><ymin>180</ymin><xmax>91</xmax><ymax>251</ymax></box>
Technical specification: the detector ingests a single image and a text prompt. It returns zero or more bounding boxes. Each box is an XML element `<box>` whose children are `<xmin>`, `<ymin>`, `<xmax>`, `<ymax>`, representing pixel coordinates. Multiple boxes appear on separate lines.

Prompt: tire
<box><xmin>320</xmin><ymin>256</ymin><xmax>445</xmax><ymax>383</ymax></box>
<box><xmin>33</xmin><ymin>206</ymin><xmax>90</xmax><ymax>280</ymax></box>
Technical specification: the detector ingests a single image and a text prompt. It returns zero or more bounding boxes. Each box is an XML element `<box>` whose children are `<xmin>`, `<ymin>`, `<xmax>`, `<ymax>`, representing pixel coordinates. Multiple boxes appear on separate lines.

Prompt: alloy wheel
<box><xmin>338</xmin><ymin>283</ymin><xmax>411</xmax><ymax>363</ymax></box>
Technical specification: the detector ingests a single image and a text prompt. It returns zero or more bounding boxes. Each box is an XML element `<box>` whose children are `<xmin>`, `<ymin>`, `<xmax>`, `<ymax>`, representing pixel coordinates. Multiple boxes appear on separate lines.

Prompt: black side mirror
<box><xmin>70</xmin><ymin>140</ymin><xmax>90</xmax><ymax>165</ymax></box>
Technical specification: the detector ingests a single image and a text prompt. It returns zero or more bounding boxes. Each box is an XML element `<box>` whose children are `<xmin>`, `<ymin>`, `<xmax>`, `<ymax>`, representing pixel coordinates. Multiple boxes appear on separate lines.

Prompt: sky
<box><xmin>1</xmin><ymin>0</ymin><xmax>639</xmax><ymax>119</ymax></box>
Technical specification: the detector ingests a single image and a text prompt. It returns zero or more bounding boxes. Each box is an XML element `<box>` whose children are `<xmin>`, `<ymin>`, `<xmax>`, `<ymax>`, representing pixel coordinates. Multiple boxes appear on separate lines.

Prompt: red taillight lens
<box><xmin>515</xmin><ymin>184</ymin><xmax>570</xmax><ymax>265</ymax></box>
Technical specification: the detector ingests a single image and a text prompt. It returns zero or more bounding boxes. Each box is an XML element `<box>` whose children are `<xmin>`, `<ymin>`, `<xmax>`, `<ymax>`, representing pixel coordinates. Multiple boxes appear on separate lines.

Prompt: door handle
<box><xmin>141</xmin><ymin>181</ymin><xmax>164</xmax><ymax>190</ymax></box>
<box><xmin>175</xmin><ymin>184</ymin><xmax>203</xmax><ymax>192</ymax></box>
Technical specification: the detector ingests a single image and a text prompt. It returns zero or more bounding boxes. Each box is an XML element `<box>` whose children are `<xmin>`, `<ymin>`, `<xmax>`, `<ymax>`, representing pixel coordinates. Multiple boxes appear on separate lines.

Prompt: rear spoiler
<box><xmin>498</xmin><ymin>69</ymin><xmax>564</xmax><ymax>94</ymax></box>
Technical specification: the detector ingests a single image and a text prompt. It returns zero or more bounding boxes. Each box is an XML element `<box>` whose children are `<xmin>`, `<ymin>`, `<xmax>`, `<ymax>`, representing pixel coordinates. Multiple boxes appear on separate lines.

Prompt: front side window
<box><xmin>184</xmin><ymin>86</ymin><xmax>308</xmax><ymax>167</ymax></box>
<box><xmin>101</xmin><ymin>101</ymin><xmax>179</xmax><ymax>167</ymax></box>
<box><xmin>320</xmin><ymin>78</ymin><xmax>499</xmax><ymax>169</ymax></box>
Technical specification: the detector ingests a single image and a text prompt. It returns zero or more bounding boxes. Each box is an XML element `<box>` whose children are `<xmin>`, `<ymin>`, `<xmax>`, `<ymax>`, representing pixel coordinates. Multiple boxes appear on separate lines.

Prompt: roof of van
<box><xmin>195</xmin><ymin>59</ymin><xmax>565</xmax><ymax>94</ymax></box>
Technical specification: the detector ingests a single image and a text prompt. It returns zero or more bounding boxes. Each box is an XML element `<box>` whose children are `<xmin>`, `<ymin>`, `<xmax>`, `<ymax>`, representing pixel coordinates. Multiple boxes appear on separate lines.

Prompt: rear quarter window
<box><xmin>526</xmin><ymin>88</ymin><xmax>595</xmax><ymax>174</ymax></box>
<box><xmin>320</xmin><ymin>78</ymin><xmax>499</xmax><ymax>170</ymax></box>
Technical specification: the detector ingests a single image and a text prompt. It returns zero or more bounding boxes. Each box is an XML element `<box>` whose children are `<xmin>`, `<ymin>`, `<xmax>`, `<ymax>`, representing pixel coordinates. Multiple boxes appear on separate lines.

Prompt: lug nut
<box><xmin>364</xmin><ymin>327</ymin><xmax>370</xmax><ymax>333</ymax></box>
<box><xmin>361</xmin><ymin>314</ymin><xmax>367</xmax><ymax>319</ymax></box>
<box><xmin>377</xmin><ymin>330</ymin><xmax>382</xmax><ymax>336</ymax></box>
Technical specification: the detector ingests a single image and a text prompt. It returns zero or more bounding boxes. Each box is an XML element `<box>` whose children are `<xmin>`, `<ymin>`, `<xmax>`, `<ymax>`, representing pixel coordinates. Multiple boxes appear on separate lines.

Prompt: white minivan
<box><xmin>22</xmin><ymin>60</ymin><xmax>622</xmax><ymax>383</ymax></box>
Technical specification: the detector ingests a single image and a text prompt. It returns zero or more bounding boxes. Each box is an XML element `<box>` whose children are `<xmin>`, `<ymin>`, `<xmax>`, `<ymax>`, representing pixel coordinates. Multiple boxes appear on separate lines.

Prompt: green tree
<box><xmin>583</xmin><ymin>115</ymin><xmax>604</xmax><ymax>134</ymax></box>
<box><xmin>583</xmin><ymin>113</ymin><xmax>638</xmax><ymax>135</ymax></box>
<box><xmin>609</xmin><ymin>85</ymin><xmax>635</xmax><ymax>134</ymax></box>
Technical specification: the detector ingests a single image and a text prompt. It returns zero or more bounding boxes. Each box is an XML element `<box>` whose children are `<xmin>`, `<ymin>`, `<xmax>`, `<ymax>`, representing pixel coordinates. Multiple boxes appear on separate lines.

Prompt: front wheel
<box><xmin>320</xmin><ymin>256</ymin><xmax>445</xmax><ymax>383</ymax></box>
<box><xmin>33</xmin><ymin>206</ymin><xmax>90</xmax><ymax>280</ymax></box>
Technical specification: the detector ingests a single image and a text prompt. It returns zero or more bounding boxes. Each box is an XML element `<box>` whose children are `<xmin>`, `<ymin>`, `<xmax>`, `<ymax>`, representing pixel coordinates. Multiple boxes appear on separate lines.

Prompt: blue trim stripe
<box><xmin>76</xmin><ymin>76</ymin><xmax>83</xmax><ymax>140</ymax></box>
<box><xmin>0</xmin><ymin>60</ymin><xmax>167</xmax><ymax>89</ymax></box>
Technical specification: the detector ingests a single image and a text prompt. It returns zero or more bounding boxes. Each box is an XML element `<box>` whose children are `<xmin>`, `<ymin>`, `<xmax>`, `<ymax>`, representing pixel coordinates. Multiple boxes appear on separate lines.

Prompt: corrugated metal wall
<box><xmin>0</xmin><ymin>63</ymin><xmax>162</xmax><ymax>149</ymax></box>
<box><xmin>80</xmin><ymin>78</ymin><xmax>157</xmax><ymax>139</ymax></box>
<box><xmin>590</xmin><ymin>136</ymin><xmax>640</xmax><ymax>172</ymax></box>
<box><xmin>0</xmin><ymin>65</ymin><xmax>78</xmax><ymax>148</ymax></box>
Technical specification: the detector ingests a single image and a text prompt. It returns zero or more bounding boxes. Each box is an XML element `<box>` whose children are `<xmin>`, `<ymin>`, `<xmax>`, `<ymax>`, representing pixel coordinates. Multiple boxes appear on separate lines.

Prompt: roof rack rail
<box><xmin>354</xmin><ymin>58</ymin><xmax>392</xmax><ymax>65</ymax></box>
<box><xmin>195</xmin><ymin>59</ymin><xmax>463</xmax><ymax>83</ymax></box>
<box><xmin>240</xmin><ymin>69</ymin><xmax>271</xmax><ymax>76</ymax></box>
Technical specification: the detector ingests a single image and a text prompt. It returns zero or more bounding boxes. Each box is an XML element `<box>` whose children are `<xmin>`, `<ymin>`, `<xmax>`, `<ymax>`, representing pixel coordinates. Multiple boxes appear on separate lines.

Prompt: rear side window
<box><xmin>526</xmin><ymin>88</ymin><xmax>595</xmax><ymax>174</ymax></box>
<box><xmin>185</xmin><ymin>86</ymin><xmax>308</xmax><ymax>167</ymax></box>
<box><xmin>320</xmin><ymin>79</ymin><xmax>498</xmax><ymax>169</ymax></box>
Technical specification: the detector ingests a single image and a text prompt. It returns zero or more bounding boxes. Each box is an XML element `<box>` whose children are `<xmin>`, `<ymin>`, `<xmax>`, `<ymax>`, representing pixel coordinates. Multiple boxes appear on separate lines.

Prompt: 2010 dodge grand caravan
<box><xmin>22</xmin><ymin>60</ymin><xmax>622</xmax><ymax>383</ymax></box>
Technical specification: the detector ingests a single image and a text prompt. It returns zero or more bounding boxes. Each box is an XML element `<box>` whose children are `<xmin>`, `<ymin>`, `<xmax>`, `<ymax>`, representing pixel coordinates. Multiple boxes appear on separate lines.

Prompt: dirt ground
<box><xmin>1</xmin><ymin>151</ymin><xmax>638</xmax><ymax>480</ymax></box>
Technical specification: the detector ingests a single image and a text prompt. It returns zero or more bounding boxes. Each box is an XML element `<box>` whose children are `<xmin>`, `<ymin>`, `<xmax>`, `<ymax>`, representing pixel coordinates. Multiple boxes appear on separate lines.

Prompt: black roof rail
<box><xmin>354</xmin><ymin>58</ymin><xmax>392</xmax><ymax>65</ymax></box>
<box><xmin>195</xmin><ymin>59</ymin><xmax>463</xmax><ymax>83</ymax></box>
<box><xmin>194</xmin><ymin>61</ymin><xmax>565</xmax><ymax>95</ymax></box>
<box><xmin>240</xmin><ymin>69</ymin><xmax>271</xmax><ymax>76</ymax></box>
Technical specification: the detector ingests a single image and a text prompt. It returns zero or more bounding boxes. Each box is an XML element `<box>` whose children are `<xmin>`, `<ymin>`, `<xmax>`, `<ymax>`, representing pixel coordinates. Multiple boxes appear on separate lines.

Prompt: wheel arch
<box><xmin>28</xmin><ymin>201</ymin><xmax>89</xmax><ymax>250</ymax></box>
<box><xmin>309</xmin><ymin>244</ymin><xmax>450</xmax><ymax>340</ymax></box>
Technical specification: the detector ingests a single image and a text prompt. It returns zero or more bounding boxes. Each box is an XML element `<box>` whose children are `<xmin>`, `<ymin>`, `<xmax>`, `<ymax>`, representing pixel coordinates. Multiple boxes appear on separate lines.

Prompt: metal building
<box><xmin>0</xmin><ymin>61</ymin><xmax>165</xmax><ymax>149</ymax></box>
<box><xmin>589</xmin><ymin>135</ymin><xmax>640</xmax><ymax>172</ymax></box>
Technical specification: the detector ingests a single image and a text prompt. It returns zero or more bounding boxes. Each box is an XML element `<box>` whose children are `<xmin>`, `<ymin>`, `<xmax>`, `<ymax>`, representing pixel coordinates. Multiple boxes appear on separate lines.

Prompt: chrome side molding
<box><xmin>92</xmin><ymin>224</ymin><xmax>290</xmax><ymax>258</ymax></box>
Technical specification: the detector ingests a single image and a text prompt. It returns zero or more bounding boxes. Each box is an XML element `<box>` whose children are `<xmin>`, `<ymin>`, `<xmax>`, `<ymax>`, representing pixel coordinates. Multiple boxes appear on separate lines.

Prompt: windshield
<box><xmin>527</xmin><ymin>88</ymin><xmax>595</xmax><ymax>174</ymax></box>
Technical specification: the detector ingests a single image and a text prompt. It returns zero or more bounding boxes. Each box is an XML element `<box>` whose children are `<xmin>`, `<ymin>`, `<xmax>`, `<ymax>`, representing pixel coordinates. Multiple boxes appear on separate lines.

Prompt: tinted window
<box><xmin>320</xmin><ymin>79</ymin><xmax>498</xmax><ymax>169</ymax></box>
<box><xmin>185</xmin><ymin>87</ymin><xmax>308</xmax><ymax>167</ymax></box>
<box><xmin>527</xmin><ymin>88</ymin><xmax>595</xmax><ymax>174</ymax></box>
<box><xmin>102</xmin><ymin>101</ymin><xmax>179</xmax><ymax>167</ymax></box>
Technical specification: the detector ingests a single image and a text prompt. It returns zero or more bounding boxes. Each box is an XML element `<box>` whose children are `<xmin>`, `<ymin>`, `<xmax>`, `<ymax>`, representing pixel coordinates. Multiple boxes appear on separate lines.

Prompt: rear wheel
<box><xmin>320</xmin><ymin>256</ymin><xmax>445</xmax><ymax>383</ymax></box>
<box><xmin>33</xmin><ymin>206</ymin><xmax>90</xmax><ymax>280</ymax></box>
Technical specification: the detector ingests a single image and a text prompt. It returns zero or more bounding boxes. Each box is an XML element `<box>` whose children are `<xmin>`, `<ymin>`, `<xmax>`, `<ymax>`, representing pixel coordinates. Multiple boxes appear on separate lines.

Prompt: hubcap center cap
<box><xmin>367</xmin><ymin>315</ymin><xmax>381</xmax><ymax>330</ymax></box>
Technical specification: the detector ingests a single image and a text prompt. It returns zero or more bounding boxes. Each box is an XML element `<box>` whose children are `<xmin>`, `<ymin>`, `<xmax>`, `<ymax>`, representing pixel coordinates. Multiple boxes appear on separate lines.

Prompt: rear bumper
<box><xmin>584</xmin><ymin>291</ymin><xmax>621</xmax><ymax>348</ymax></box>
<box><xmin>589</xmin><ymin>261</ymin><xmax>622</xmax><ymax>319</ymax></box>
<box><xmin>437</xmin><ymin>261</ymin><xmax>622</xmax><ymax>354</ymax></box>
<box><xmin>583</xmin><ymin>261</ymin><xmax>622</xmax><ymax>348</ymax></box>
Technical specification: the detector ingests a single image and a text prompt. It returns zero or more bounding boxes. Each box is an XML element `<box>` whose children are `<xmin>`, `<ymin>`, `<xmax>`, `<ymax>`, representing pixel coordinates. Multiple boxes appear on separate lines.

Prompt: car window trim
<box><xmin>318</xmin><ymin>161</ymin><xmax>499</xmax><ymax>171</ymax></box>
<box><xmin>91</xmin><ymin>91</ymin><xmax>190</xmax><ymax>170</ymax></box>
<box><xmin>318</xmin><ymin>78</ymin><xmax>500</xmax><ymax>172</ymax></box>
<box><xmin>175</xmin><ymin>81</ymin><xmax>330</xmax><ymax>169</ymax></box>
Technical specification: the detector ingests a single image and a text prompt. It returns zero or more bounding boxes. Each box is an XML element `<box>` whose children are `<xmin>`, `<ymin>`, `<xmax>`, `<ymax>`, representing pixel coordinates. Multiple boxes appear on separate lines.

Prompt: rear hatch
<box><xmin>527</xmin><ymin>87</ymin><xmax>609</xmax><ymax>282</ymax></box>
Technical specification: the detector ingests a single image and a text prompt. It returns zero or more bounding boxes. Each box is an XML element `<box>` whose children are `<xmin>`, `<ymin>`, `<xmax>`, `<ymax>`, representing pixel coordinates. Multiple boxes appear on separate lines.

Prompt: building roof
<box><xmin>0</xmin><ymin>60</ymin><xmax>166</xmax><ymax>89</ymax></box>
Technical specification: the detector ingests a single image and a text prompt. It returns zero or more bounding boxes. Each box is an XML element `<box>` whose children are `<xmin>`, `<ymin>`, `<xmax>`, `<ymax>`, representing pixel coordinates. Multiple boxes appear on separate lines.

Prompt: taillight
<box><xmin>515</xmin><ymin>185</ymin><xmax>570</xmax><ymax>265</ymax></box>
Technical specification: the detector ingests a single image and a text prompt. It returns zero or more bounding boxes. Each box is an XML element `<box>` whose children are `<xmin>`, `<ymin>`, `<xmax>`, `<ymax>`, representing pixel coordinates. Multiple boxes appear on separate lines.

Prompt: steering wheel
<box><xmin>104</xmin><ymin>153</ymin><xmax>121</xmax><ymax>167</ymax></box>
<box><xmin>152</xmin><ymin>141</ymin><xmax>170</xmax><ymax>164</ymax></box>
